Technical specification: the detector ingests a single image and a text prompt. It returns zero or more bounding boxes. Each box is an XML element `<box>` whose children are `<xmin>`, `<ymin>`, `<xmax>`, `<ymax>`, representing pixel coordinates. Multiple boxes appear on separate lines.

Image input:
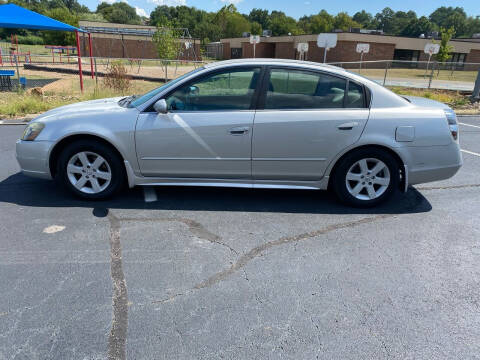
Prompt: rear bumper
<box><xmin>403</xmin><ymin>142</ymin><xmax>462</xmax><ymax>185</ymax></box>
<box><xmin>15</xmin><ymin>140</ymin><xmax>54</xmax><ymax>180</ymax></box>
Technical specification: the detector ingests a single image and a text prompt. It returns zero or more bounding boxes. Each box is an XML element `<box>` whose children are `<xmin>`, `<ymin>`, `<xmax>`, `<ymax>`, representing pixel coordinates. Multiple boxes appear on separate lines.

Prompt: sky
<box><xmin>79</xmin><ymin>0</ymin><xmax>480</xmax><ymax>21</ymax></box>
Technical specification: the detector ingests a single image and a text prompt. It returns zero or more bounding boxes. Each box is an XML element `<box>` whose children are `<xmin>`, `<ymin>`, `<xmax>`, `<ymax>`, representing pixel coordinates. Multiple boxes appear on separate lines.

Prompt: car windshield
<box><xmin>127</xmin><ymin>66</ymin><xmax>205</xmax><ymax>108</ymax></box>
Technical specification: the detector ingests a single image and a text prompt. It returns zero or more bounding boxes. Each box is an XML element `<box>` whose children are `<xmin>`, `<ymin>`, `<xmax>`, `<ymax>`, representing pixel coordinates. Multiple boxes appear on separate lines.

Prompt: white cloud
<box><xmin>146</xmin><ymin>0</ymin><xmax>186</xmax><ymax>5</ymax></box>
<box><xmin>220</xmin><ymin>0</ymin><xmax>243</xmax><ymax>4</ymax></box>
<box><xmin>135</xmin><ymin>6</ymin><xmax>148</xmax><ymax>17</ymax></box>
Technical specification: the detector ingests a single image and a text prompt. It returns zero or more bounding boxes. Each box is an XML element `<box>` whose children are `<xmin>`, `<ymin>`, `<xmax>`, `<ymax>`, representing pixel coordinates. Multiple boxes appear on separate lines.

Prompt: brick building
<box><xmin>78</xmin><ymin>21</ymin><xmax>201</xmax><ymax>61</ymax></box>
<box><xmin>220</xmin><ymin>32</ymin><xmax>480</xmax><ymax>70</ymax></box>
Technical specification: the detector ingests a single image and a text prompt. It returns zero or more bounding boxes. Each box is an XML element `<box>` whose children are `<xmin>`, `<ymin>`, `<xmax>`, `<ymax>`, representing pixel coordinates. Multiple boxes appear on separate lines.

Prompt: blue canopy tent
<box><xmin>0</xmin><ymin>3</ymin><xmax>93</xmax><ymax>91</ymax></box>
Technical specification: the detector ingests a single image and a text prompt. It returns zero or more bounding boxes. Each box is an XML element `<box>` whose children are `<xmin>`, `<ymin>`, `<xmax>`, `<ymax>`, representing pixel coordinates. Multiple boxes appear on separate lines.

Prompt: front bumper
<box><xmin>15</xmin><ymin>140</ymin><xmax>54</xmax><ymax>179</ymax></box>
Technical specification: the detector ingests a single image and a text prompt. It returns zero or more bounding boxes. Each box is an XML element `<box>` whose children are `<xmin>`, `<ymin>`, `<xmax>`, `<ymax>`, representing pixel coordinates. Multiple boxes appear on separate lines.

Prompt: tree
<box><xmin>153</xmin><ymin>21</ymin><xmax>182</xmax><ymax>79</ymax></box>
<box><xmin>375</xmin><ymin>7</ymin><xmax>395</xmax><ymax>33</ymax></box>
<box><xmin>429</xmin><ymin>7</ymin><xmax>466</xmax><ymax>28</ymax></box>
<box><xmin>248</xmin><ymin>8</ymin><xmax>270</xmax><ymax>30</ymax></box>
<box><xmin>300</xmin><ymin>10</ymin><xmax>334</xmax><ymax>34</ymax></box>
<box><xmin>250</xmin><ymin>21</ymin><xmax>262</xmax><ymax>35</ymax></box>
<box><xmin>42</xmin><ymin>7</ymin><xmax>78</xmax><ymax>45</ymax></box>
<box><xmin>389</xmin><ymin>10</ymin><xmax>417</xmax><ymax>35</ymax></box>
<box><xmin>401</xmin><ymin>16</ymin><xmax>434</xmax><ymax>37</ymax></box>
<box><xmin>269</xmin><ymin>11</ymin><xmax>300</xmax><ymax>36</ymax></box>
<box><xmin>333</xmin><ymin>12</ymin><xmax>360</xmax><ymax>31</ymax></box>
<box><xmin>465</xmin><ymin>16</ymin><xmax>480</xmax><ymax>38</ymax></box>
<box><xmin>353</xmin><ymin>10</ymin><xmax>373</xmax><ymax>28</ymax></box>
<box><xmin>436</xmin><ymin>27</ymin><xmax>455</xmax><ymax>74</ymax></box>
<box><xmin>96</xmin><ymin>2</ymin><xmax>141</xmax><ymax>25</ymax></box>
<box><xmin>215</xmin><ymin>5</ymin><xmax>251</xmax><ymax>38</ymax></box>
<box><xmin>153</xmin><ymin>21</ymin><xmax>181</xmax><ymax>59</ymax></box>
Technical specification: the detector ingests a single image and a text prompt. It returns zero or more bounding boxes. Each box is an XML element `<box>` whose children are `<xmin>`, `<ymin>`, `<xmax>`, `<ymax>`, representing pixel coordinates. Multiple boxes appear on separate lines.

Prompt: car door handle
<box><xmin>337</xmin><ymin>122</ymin><xmax>359</xmax><ymax>130</ymax></box>
<box><xmin>229</xmin><ymin>126</ymin><xmax>250</xmax><ymax>135</ymax></box>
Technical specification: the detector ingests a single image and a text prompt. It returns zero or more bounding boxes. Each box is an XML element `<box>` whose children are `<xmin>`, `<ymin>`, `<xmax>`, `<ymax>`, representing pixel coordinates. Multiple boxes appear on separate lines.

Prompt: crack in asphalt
<box><xmin>154</xmin><ymin>190</ymin><xmax>426</xmax><ymax>298</ymax></box>
<box><xmin>106</xmin><ymin>212</ymin><xmax>128</xmax><ymax>360</ymax></box>
<box><xmin>119</xmin><ymin>217</ymin><xmax>238</xmax><ymax>255</ymax></box>
<box><xmin>193</xmin><ymin>213</ymin><xmax>395</xmax><ymax>290</ymax></box>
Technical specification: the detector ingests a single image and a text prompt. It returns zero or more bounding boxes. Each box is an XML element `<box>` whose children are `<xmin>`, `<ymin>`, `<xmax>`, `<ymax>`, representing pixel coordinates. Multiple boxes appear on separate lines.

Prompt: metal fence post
<box><xmin>14</xmin><ymin>54</ymin><xmax>21</xmax><ymax>90</ymax></box>
<box><xmin>94</xmin><ymin>57</ymin><xmax>98</xmax><ymax>87</ymax></box>
<box><xmin>428</xmin><ymin>62</ymin><xmax>435</xmax><ymax>89</ymax></box>
<box><xmin>383</xmin><ymin>61</ymin><xmax>389</xmax><ymax>86</ymax></box>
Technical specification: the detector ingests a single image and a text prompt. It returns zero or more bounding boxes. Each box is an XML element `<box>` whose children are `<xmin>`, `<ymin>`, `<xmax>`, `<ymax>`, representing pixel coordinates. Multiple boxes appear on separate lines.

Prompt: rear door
<box><xmin>252</xmin><ymin>67</ymin><xmax>370</xmax><ymax>181</ymax></box>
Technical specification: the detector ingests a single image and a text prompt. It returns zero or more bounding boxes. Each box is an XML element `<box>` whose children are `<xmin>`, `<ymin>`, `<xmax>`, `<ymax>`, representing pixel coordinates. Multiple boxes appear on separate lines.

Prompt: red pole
<box><xmin>75</xmin><ymin>30</ymin><xmax>84</xmax><ymax>93</ymax></box>
<box><xmin>88</xmin><ymin>33</ymin><xmax>94</xmax><ymax>79</ymax></box>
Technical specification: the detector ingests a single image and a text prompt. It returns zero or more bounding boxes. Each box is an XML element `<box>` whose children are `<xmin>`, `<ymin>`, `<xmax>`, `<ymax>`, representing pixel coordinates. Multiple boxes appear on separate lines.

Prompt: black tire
<box><xmin>57</xmin><ymin>139</ymin><xmax>125</xmax><ymax>200</ymax></box>
<box><xmin>331</xmin><ymin>148</ymin><xmax>400</xmax><ymax>207</ymax></box>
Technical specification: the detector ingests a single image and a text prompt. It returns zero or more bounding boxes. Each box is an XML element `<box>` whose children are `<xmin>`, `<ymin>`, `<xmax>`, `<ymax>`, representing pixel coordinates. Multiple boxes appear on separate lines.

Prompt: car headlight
<box><xmin>22</xmin><ymin>122</ymin><xmax>45</xmax><ymax>141</ymax></box>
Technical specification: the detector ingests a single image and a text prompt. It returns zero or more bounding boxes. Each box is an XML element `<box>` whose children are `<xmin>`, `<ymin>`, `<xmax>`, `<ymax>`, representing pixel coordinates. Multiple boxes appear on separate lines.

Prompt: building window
<box><xmin>231</xmin><ymin>48</ymin><xmax>242</xmax><ymax>59</ymax></box>
<box><xmin>393</xmin><ymin>49</ymin><xmax>420</xmax><ymax>68</ymax></box>
<box><xmin>447</xmin><ymin>53</ymin><xmax>466</xmax><ymax>69</ymax></box>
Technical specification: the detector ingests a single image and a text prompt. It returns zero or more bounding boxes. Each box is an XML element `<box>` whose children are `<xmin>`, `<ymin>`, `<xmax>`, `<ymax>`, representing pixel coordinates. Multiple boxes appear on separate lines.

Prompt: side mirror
<box><xmin>153</xmin><ymin>99</ymin><xmax>168</xmax><ymax>114</ymax></box>
<box><xmin>189</xmin><ymin>85</ymin><xmax>199</xmax><ymax>95</ymax></box>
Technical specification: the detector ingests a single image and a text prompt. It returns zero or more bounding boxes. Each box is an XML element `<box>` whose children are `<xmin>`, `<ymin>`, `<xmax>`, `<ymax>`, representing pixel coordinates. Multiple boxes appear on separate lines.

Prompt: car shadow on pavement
<box><xmin>0</xmin><ymin>172</ymin><xmax>432</xmax><ymax>215</ymax></box>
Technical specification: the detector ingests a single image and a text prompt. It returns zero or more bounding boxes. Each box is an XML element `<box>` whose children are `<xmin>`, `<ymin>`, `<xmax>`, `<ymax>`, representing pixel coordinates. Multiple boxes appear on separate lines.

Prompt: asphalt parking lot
<box><xmin>1</xmin><ymin>118</ymin><xmax>480</xmax><ymax>359</ymax></box>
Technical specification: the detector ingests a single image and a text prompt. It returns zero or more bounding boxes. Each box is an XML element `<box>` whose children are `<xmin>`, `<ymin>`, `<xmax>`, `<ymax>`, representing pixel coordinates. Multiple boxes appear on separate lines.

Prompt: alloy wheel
<box><xmin>66</xmin><ymin>151</ymin><xmax>112</xmax><ymax>194</ymax></box>
<box><xmin>345</xmin><ymin>158</ymin><xmax>391</xmax><ymax>201</ymax></box>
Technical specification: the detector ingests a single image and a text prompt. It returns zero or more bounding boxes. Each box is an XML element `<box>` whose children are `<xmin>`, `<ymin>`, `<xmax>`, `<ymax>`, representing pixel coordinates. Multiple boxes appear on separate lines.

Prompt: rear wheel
<box><xmin>332</xmin><ymin>148</ymin><xmax>399</xmax><ymax>207</ymax></box>
<box><xmin>57</xmin><ymin>140</ymin><xmax>125</xmax><ymax>199</ymax></box>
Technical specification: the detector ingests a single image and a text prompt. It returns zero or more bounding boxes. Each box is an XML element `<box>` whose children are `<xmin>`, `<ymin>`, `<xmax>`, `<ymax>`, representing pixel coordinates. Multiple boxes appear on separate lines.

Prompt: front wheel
<box><xmin>332</xmin><ymin>148</ymin><xmax>400</xmax><ymax>207</ymax></box>
<box><xmin>57</xmin><ymin>140</ymin><xmax>125</xmax><ymax>200</ymax></box>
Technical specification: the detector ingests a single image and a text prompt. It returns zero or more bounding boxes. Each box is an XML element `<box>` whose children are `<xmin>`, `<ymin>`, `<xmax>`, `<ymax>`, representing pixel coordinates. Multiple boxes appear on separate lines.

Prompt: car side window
<box><xmin>346</xmin><ymin>81</ymin><xmax>366</xmax><ymax>108</ymax></box>
<box><xmin>165</xmin><ymin>68</ymin><xmax>261</xmax><ymax>111</ymax></box>
<box><xmin>265</xmin><ymin>69</ymin><xmax>347</xmax><ymax>110</ymax></box>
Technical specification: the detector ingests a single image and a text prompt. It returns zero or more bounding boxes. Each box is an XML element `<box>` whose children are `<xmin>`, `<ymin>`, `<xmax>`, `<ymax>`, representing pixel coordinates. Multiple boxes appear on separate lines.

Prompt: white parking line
<box><xmin>461</xmin><ymin>149</ymin><xmax>480</xmax><ymax>157</ymax></box>
<box><xmin>459</xmin><ymin>122</ymin><xmax>480</xmax><ymax>129</ymax></box>
<box><xmin>143</xmin><ymin>187</ymin><xmax>158</xmax><ymax>202</ymax></box>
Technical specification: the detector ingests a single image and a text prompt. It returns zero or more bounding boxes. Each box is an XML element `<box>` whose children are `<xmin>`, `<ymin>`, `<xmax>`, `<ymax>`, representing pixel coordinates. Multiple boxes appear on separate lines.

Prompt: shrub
<box><xmin>103</xmin><ymin>61</ymin><xmax>131</xmax><ymax>94</ymax></box>
<box><xmin>16</xmin><ymin>35</ymin><xmax>44</xmax><ymax>45</ymax></box>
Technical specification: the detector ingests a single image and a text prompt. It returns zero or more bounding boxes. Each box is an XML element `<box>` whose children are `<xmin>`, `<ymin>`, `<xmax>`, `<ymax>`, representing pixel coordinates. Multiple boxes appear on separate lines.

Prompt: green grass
<box><xmin>0</xmin><ymin>93</ymin><xmax>66</xmax><ymax>117</ymax></box>
<box><xmin>353</xmin><ymin>67</ymin><xmax>478</xmax><ymax>83</ymax></box>
<box><xmin>0</xmin><ymin>78</ymin><xmax>160</xmax><ymax>118</ymax></box>
<box><xmin>0</xmin><ymin>41</ymin><xmax>51</xmax><ymax>56</ymax></box>
<box><xmin>388</xmin><ymin>86</ymin><xmax>470</xmax><ymax>108</ymax></box>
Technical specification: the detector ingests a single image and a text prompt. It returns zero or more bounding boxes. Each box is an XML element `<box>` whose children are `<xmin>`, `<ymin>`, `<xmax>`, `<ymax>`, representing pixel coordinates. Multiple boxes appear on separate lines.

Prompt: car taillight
<box><xmin>444</xmin><ymin>109</ymin><xmax>459</xmax><ymax>142</ymax></box>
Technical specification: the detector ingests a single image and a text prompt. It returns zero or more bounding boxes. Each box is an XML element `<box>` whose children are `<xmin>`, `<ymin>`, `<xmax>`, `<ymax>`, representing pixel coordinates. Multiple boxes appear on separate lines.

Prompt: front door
<box><xmin>135</xmin><ymin>67</ymin><xmax>262</xmax><ymax>179</ymax></box>
<box><xmin>252</xmin><ymin>68</ymin><xmax>370</xmax><ymax>181</ymax></box>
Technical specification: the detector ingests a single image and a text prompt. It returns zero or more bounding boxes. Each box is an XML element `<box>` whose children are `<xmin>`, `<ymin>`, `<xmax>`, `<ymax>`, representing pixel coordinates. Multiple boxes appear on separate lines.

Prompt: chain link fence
<box><xmin>1</xmin><ymin>54</ymin><xmax>210</xmax><ymax>95</ymax></box>
<box><xmin>1</xmin><ymin>54</ymin><xmax>479</xmax><ymax>96</ymax></box>
<box><xmin>329</xmin><ymin>60</ymin><xmax>480</xmax><ymax>92</ymax></box>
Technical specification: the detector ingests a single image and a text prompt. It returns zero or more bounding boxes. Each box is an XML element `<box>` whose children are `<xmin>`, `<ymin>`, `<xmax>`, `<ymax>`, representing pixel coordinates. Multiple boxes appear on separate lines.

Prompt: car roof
<box><xmin>204</xmin><ymin>58</ymin><xmax>347</xmax><ymax>74</ymax></box>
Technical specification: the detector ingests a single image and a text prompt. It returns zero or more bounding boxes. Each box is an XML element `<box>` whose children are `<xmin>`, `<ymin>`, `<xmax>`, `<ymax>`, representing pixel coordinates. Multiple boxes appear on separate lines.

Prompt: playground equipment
<box><xmin>45</xmin><ymin>45</ymin><xmax>76</xmax><ymax>63</ymax></box>
<box><xmin>0</xmin><ymin>34</ymin><xmax>31</xmax><ymax>66</ymax></box>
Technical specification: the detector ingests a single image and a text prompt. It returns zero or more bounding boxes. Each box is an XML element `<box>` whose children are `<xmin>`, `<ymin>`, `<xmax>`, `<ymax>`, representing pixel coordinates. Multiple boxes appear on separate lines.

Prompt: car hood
<box><xmin>33</xmin><ymin>97</ymin><xmax>126</xmax><ymax>122</ymax></box>
<box><xmin>402</xmin><ymin>95</ymin><xmax>451</xmax><ymax>110</ymax></box>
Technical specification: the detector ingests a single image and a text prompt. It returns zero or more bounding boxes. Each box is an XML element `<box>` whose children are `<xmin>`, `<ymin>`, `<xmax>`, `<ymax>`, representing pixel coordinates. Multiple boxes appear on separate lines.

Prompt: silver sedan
<box><xmin>16</xmin><ymin>59</ymin><xmax>462</xmax><ymax>206</ymax></box>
